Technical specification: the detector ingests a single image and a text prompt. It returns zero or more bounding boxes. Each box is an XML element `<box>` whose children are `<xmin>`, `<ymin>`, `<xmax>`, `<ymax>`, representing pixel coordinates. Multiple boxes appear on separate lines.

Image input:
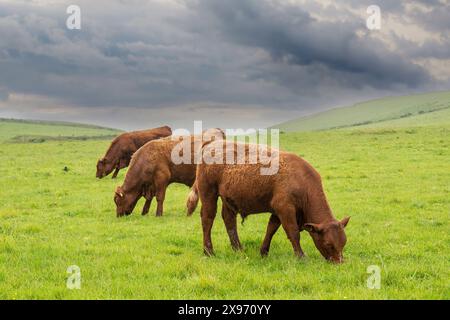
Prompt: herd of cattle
<box><xmin>96</xmin><ymin>126</ymin><xmax>350</xmax><ymax>263</ymax></box>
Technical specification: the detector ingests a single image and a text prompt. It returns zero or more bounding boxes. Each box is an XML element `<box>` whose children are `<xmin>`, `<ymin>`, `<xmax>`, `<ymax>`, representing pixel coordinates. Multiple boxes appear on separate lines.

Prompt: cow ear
<box><xmin>115</xmin><ymin>186</ymin><xmax>124</xmax><ymax>198</ymax></box>
<box><xmin>304</xmin><ymin>223</ymin><xmax>323</xmax><ymax>234</ymax></box>
<box><xmin>340</xmin><ymin>216</ymin><xmax>350</xmax><ymax>228</ymax></box>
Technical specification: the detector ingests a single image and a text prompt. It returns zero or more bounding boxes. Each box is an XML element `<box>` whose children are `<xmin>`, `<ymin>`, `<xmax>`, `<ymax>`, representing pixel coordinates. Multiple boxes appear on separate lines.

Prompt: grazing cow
<box><xmin>114</xmin><ymin>129</ymin><xmax>225</xmax><ymax>217</ymax></box>
<box><xmin>186</xmin><ymin>140</ymin><xmax>350</xmax><ymax>263</ymax></box>
<box><xmin>96</xmin><ymin>126</ymin><xmax>172</xmax><ymax>179</ymax></box>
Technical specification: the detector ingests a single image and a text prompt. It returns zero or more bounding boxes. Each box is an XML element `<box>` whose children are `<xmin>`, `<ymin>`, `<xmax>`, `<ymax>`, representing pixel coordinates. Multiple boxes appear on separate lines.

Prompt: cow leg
<box><xmin>155</xmin><ymin>186</ymin><xmax>167</xmax><ymax>217</ymax></box>
<box><xmin>112</xmin><ymin>167</ymin><xmax>120</xmax><ymax>179</ymax></box>
<box><xmin>142</xmin><ymin>197</ymin><xmax>153</xmax><ymax>215</ymax></box>
<box><xmin>275</xmin><ymin>205</ymin><xmax>305</xmax><ymax>258</ymax></box>
<box><xmin>260</xmin><ymin>214</ymin><xmax>281</xmax><ymax>257</ymax></box>
<box><xmin>200</xmin><ymin>191</ymin><xmax>218</xmax><ymax>256</ymax></box>
<box><xmin>221</xmin><ymin>203</ymin><xmax>242</xmax><ymax>251</ymax></box>
<box><xmin>154</xmin><ymin>171</ymin><xmax>169</xmax><ymax>217</ymax></box>
<box><xmin>142</xmin><ymin>188</ymin><xmax>154</xmax><ymax>216</ymax></box>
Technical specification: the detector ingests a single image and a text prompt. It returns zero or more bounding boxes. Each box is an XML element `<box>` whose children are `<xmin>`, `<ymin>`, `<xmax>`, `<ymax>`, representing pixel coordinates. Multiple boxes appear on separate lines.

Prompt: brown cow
<box><xmin>96</xmin><ymin>126</ymin><xmax>172</xmax><ymax>179</ymax></box>
<box><xmin>114</xmin><ymin>129</ymin><xmax>225</xmax><ymax>217</ymax></box>
<box><xmin>186</xmin><ymin>140</ymin><xmax>350</xmax><ymax>263</ymax></box>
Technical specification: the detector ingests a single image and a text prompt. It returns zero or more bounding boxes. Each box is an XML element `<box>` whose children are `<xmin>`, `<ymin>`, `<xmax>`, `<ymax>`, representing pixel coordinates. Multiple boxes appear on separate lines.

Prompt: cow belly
<box><xmin>219</xmin><ymin>186</ymin><xmax>272</xmax><ymax>214</ymax></box>
<box><xmin>171</xmin><ymin>164</ymin><xmax>196</xmax><ymax>186</ymax></box>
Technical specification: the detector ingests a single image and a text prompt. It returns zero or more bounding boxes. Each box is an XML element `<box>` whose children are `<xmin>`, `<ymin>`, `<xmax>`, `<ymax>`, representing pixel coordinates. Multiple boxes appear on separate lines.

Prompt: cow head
<box><xmin>96</xmin><ymin>158</ymin><xmax>115</xmax><ymax>179</ymax></box>
<box><xmin>304</xmin><ymin>216</ymin><xmax>350</xmax><ymax>264</ymax></box>
<box><xmin>114</xmin><ymin>186</ymin><xmax>142</xmax><ymax>217</ymax></box>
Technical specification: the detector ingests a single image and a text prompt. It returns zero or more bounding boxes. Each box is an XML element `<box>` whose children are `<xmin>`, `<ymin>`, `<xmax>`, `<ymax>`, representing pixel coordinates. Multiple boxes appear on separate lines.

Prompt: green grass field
<box><xmin>0</xmin><ymin>118</ymin><xmax>120</xmax><ymax>142</ymax></box>
<box><xmin>0</xmin><ymin>106</ymin><xmax>449</xmax><ymax>299</ymax></box>
<box><xmin>273</xmin><ymin>90</ymin><xmax>450</xmax><ymax>132</ymax></box>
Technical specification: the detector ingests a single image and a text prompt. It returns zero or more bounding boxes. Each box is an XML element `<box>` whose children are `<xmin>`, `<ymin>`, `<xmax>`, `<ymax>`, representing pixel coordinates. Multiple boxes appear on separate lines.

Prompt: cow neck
<box><xmin>122</xmin><ymin>168</ymin><xmax>140</xmax><ymax>193</ymax></box>
<box><xmin>303</xmin><ymin>187</ymin><xmax>336</xmax><ymax>224</ymax></box>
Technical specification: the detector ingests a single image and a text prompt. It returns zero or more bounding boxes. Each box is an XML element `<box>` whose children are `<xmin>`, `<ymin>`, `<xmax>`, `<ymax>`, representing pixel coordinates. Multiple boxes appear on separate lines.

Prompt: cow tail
<box><xmin>186</xmin><ymin>181</ymin><xmax>199</xmax><ymax>216</ymax></box>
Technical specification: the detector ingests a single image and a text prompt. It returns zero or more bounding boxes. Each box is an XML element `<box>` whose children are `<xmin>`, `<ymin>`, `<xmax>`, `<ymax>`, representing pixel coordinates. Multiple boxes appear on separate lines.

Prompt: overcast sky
<box><xmin>0</xmin><ymin>0</ymin><xmax>449</xmax><ymax>130</ymax></box>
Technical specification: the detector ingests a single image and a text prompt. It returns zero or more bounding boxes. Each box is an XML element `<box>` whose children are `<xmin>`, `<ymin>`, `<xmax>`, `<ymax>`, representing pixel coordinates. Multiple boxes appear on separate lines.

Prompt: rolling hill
<box><xmin>0</xmin><ymin>118</ymin><xmax>121</xmax><ymax>143</ymax></box>
<box><xmin>273</xmin><ymin>90</ymin><xmax>450</xmax><ymax>132</ymax></box>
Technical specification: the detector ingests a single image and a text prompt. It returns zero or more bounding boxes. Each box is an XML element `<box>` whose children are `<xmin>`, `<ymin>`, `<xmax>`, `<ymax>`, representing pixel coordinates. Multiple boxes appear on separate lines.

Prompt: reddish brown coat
<box><xmin>96</xmin><ymin>126</ymin><xmax>172</xmax><ymax>179</ymax></box>
<box><xmin>115</xmin><ymin>129</ymin><xmax>225</xmax><ymax>217</ymax></box>
<box><xmin>187</xmin><ymin>140</ymin><xmax>350</xmax><ymax>263</ymax></box>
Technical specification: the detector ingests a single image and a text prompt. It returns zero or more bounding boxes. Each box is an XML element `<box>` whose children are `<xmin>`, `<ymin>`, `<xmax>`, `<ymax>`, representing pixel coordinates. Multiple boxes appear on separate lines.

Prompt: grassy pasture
<box><xmin>0</xmin><ymin>118</ymin><xmax>448</xmax><ymax>299</ymax></box>
<box><xmin>274</xmin><ymin>90</ymin><xmax>450</xmax><ymax>132</ymax></box>
<box><xmin>0</xmin><ymin>118</ymin><xmax>120</xmax><ymax>142</ymax></box>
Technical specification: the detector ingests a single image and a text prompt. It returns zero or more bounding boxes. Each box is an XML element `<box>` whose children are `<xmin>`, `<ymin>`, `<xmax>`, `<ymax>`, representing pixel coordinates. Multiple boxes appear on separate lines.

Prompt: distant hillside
<box><xmin>0</xmin><ymin>118</ymin><xmax>122</xmax><ymax>142</ymax></box>
<box><xmin>0</xmin><ymin>118</ymin><xmax>119</xmax><ymax>131</ymax></box>
<box><xmin>272</xmin><ymin>91</ymin><xmax>450</xmax><ymax>132</ymax></box>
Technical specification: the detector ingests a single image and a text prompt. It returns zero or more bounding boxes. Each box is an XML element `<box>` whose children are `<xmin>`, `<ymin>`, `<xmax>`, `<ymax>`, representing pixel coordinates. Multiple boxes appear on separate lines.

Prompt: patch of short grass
<box><xmin>0</xmin><ymin>125</ymin><xmax>448</xmax><ymax>299</ymax></box>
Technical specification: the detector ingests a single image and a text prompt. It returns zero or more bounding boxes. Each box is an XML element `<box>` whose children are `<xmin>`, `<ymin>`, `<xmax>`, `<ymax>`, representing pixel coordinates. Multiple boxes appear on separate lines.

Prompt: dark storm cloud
<box><xmin>0</xmin><ymin>0</ymin><xmax>448</xmax><ymax>129</ymax></box>
<box><xmin>395</xmin><ymin>37</ymin><xmax>450</xmax><ymax>60</ymax></box>
<box><xmin>0</xmin><ymin>0</ymin><xmax>301</xmax><ymax>111</ymax></box>
<box><xmin>190</xmin><ymin>0</ymin><xmax>430</xmax><ymax>90</ymax></box>
<box><xmin>0</xmin><ymin>2</ymin><xmax>201</xmax><ymax>108</ymax></box>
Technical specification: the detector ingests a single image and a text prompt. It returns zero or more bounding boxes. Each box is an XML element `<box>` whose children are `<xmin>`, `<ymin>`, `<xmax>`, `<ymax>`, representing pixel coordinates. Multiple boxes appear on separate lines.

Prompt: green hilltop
<box><xmin>0</xmin><ymin>118</ymin><xmax>121</xmax><ymax>143</ymax></box>
<box><xmin>272</xmin><ymin>90</ymin><xmax>450</xmax><ymax>132</ymax></box>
